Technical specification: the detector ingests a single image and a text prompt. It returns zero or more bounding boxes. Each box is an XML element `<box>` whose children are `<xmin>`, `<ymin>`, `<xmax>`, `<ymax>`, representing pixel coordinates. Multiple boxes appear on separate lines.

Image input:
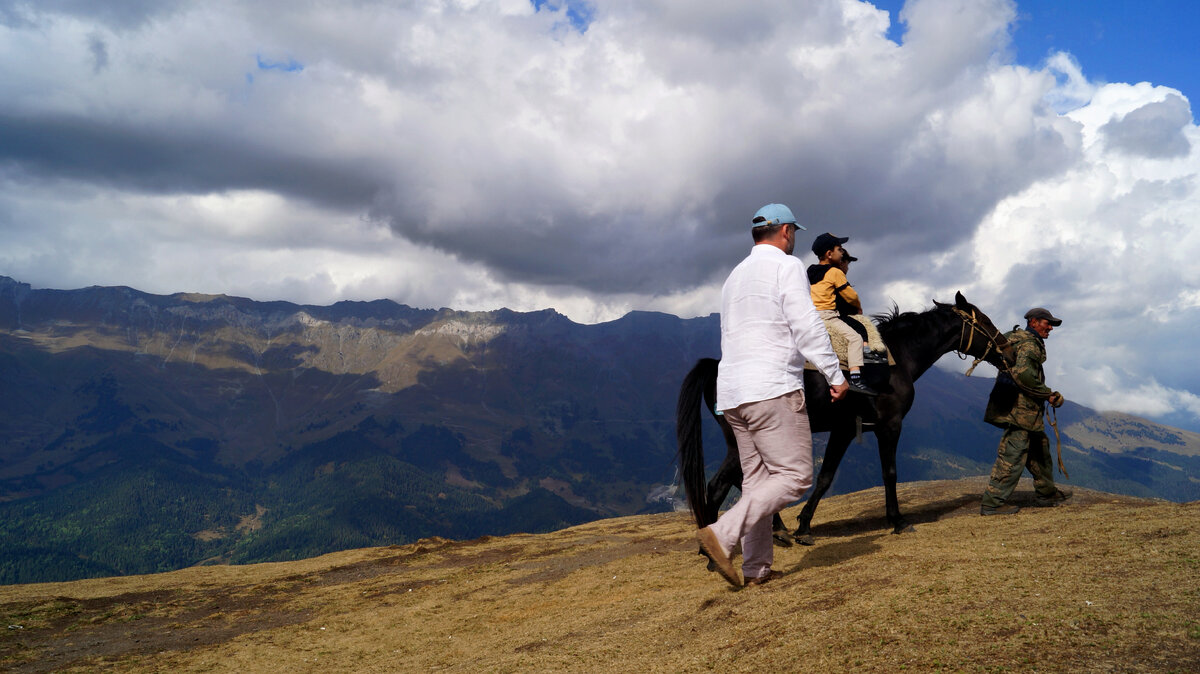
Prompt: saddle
<box><xmin>819</xmin><ymin>314</ymin><xmax>892</xmax><ymax>369</ymax></box>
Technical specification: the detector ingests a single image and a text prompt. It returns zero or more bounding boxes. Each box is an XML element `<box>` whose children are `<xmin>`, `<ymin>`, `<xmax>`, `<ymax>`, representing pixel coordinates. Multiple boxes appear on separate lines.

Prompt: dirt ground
<box><xmin>2</xmin><ymin>477</ymin><xmax>1197</xmax><ymax>672</ymax></box>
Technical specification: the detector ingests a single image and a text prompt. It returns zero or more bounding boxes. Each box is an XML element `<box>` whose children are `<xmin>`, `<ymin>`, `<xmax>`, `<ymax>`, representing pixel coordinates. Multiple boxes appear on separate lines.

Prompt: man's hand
<box><xmin>1048</xmin><ymin>392</ymin><xmax>1064</xmax><ymax>408</ymax></box>
<box><xmin>830</xmin><ymin>381</ymin><xmax>849</xmax><ymax>402</ymax></box>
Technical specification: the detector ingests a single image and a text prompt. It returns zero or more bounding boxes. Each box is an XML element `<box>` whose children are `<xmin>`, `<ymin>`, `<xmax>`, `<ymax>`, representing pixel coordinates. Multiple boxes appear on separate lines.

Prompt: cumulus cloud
<box><xmin>944</xmin><ymin>76</ymin><xmax>1200</xmax><ymax>426</ymax></box>
<box><xmin>0</xmin><ymin>0</ymin><xmax>1198</xmax><ymax>426</ymax></box>
<box><xmin>1101</xmin><ymin>94</ymin><xmax>1192</xmax><ymax>158</ymax></box>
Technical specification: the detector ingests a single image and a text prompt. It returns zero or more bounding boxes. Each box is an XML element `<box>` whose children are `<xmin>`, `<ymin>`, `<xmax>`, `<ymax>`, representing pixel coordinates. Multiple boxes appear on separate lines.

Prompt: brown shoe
<box><xmin>697</xmin><ymin>527</ymin><xmax>742</xmax><ymax>588</ymax></box>
<box><xmin>980</xmin><ymin>504</ymin><xmax>1020</xmax><ymax>516</ymax></box>
<box><xmin>745</xmin><ymin>569</ymin><xmax>785</xmax><ymax>587</ymax></box>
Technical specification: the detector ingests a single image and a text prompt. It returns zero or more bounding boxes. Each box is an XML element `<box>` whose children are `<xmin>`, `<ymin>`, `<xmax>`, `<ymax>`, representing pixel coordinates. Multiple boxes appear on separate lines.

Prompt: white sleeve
<box><xmin>779</xmin><ymin>260</ymin><xmax>846</xmax><ymax>386</ymax></box>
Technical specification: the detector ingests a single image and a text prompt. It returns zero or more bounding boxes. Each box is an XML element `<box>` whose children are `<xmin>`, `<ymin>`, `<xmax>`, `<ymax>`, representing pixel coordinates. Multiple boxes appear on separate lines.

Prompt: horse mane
<box><xmin>872</xmin><ymin>301</ymin><xmax>954</xmax><ymax>342</ymax></box>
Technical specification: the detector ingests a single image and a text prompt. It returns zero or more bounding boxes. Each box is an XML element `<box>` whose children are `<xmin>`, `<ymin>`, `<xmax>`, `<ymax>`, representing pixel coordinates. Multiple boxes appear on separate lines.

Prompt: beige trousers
<box><xmin>711</xmin><ymin>390</ymin><xmax>814</xmax><ymax>579</ymax></box>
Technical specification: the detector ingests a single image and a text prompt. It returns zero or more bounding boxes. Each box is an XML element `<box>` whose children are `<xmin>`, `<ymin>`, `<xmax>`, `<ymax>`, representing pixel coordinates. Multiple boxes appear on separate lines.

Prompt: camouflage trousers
<box><xmin>981</xmin><ymin>427</ymin><xmax>1058</xmax><ymax>509</ymax></box>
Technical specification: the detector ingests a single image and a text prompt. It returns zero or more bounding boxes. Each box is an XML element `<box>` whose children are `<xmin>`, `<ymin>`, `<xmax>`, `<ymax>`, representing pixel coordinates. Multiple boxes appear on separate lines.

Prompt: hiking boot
<box><xmin>846</xmin><ymin>377</ymin><xmax>879</xmax><ymax>396</ymax></box>
<box><xmin>980</xmin><ymin>504</ymin><xmax>1020</xmax><ymax>516</ymax></box>
<box><xmin>697</xmin><ymin>526</ymin><xmax>742</xmax><ymax>588</ymax></box>
<box><xmin>744</xmin><ymin>569</ymin><xmax>785</xmax><ymax>587</ymax></box>
<box><xmin>1033</xmin><ymin>487</ymin><xmax>1073</xmax><ymax>507</ymax></box>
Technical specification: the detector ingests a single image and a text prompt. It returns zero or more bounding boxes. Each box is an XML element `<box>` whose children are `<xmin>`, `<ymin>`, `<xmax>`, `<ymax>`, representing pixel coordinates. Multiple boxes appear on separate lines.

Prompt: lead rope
<box><xmin>1048</xmin><ymin>404</ymin><xmax>1068</xmax><ymax>478</ymax></box>
<box><xmin>963</xmin><ymin>340</ymin><xmax>992</xmax><ymax>377</ymax></box>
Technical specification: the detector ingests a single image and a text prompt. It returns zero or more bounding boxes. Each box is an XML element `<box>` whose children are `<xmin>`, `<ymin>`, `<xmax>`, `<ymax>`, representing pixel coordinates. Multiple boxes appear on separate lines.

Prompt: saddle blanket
<box><xmin>805</xmin><ymin>314</ymin><xmax>894</xmax><ymax>370</ymax></box>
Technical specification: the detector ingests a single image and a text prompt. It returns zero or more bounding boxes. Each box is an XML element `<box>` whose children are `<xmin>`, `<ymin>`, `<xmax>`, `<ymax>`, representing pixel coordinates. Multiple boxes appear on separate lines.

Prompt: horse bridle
<box><xmin>951</xmin><ymin>306</ymin><xmax>1011</xmax><ymax>376</ymax></box>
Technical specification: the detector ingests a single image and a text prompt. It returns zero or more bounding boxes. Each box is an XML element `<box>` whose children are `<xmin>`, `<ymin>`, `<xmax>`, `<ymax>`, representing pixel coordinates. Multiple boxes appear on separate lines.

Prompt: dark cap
<box><xmin>811</xmin><ymin>232</ymin><xmax>849</xmax><ymax>257</ymax></box>
<box><xmin>1024</xmin><ymin>307</ymin><xmax>1062</xmax><ymax>326</ymax></box>
<box><xmin>843</xmin><ymin>249</ymin><xmax>858</xmax><ymax>262</ymax></box>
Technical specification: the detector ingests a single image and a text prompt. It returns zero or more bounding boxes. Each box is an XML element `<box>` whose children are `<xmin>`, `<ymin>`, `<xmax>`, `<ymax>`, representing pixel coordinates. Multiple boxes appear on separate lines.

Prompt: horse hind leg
<box><xmin>772</xmin><ymin>513</ymin><xmax>794</xmax><ymax>547</ymax></box>
<box><xmin>793</xmin><ymin>427</ymin><xmax>855</xmax><ymax>545</ymax></box>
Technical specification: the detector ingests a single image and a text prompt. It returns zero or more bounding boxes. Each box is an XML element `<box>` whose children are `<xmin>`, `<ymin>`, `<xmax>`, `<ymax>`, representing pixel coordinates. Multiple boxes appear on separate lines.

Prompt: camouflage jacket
<box><xmin>984</xmin><ymin>328</ymin><xmax>1054</xmax><ymax>431</ymax></box>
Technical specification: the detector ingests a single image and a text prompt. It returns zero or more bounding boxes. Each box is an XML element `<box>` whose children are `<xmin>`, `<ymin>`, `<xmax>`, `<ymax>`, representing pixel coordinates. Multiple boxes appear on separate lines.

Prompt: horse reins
<box><xmin>952</xmin><ymin>307</ymin><xmax>1068</xmax><ymax>477</ymax></box>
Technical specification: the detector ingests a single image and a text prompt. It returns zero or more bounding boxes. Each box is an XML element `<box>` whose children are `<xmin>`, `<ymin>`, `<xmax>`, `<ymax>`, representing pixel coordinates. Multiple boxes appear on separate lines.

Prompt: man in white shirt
<box><xmin>697</xmin><ymin>203</ymin><xmax>849</xmax><ymax>588</ymax></box>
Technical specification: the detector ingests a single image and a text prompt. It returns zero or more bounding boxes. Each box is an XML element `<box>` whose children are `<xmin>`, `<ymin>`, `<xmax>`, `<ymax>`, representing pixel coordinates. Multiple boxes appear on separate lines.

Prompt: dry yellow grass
<box><xmin>2</xmin><ymin>477</ymin><xmax>1197</xmax><ymax>673</ymax></box>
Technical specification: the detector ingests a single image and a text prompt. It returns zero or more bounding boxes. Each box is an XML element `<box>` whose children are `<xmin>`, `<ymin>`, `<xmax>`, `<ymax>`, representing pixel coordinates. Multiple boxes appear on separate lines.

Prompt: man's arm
<box><xmin>1012</xmin><ymin>343</ymin><xmax>1054</xmax><ymax>399</ymax></box>
<box><xmin>780</xmin><ymin>261</ymin><xmax>846</xmax><ymax>390</ymax></box>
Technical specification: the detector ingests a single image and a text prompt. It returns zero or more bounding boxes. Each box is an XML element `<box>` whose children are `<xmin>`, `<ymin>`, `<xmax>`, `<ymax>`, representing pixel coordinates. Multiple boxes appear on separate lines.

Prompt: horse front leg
<box><xmin>876</xmin><ymin>424</ymin><xmax>914</xmax><ymax>534</ymax></box>
<box><xmin>793</xmin><ymin>427</ymin><xmax>855</xmax><ymax>545</ymax></box>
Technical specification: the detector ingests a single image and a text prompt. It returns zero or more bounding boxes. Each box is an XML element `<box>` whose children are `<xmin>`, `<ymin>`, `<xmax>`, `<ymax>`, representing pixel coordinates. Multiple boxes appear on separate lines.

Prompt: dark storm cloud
<box><xmin>0</xmin><ymin>112</ymin><xmax>385</xmax><ymax>210</ymax></box>
<box><xmin>0</xmin><ymin>0</ymin><xmax>186</xmax><ymax>30</ymax></box>
<box><xmin>87</xmin><ymin>33</ymin><xmax>108</xmax><ymax>73</ymax></box>
<box><xmin>1100</xmin><ymin>94</ymin><xmax>1193</xmax><ymax>159</ymax></box>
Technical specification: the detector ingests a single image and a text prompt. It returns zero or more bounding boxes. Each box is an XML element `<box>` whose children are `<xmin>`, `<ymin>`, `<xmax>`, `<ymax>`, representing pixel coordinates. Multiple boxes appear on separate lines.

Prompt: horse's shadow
<box><xmin>789</xmin><ymin>532</ymin><xmax>885</xmax><ymax>570</ymax></box>
<box><xmin>800</xmin><ymin>490</ymin><xmax>980</xmax><ymax>539</ymax></box>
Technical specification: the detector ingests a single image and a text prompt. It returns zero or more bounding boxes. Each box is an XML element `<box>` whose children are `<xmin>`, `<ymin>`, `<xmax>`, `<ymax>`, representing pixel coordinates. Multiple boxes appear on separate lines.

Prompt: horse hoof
<box><xmin>772</xmin><ymin>531</ymin><xmax>795</xmax><ymax>548</ymax></box>
<box><xmin>795</xmin><ymin>534</ymin><xmax>815</xmax><ymax>546</ymax></box>
<box><xmin>892</xmin><ymin>524</ymin><xmax>916</xmax><ymax>535</ymax></box>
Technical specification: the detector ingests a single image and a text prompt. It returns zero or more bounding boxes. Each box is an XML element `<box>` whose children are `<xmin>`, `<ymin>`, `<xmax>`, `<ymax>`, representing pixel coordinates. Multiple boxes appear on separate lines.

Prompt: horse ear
<box><xmin>954</xmin><ymin>291</ymin><xmax>970</xmax><ymax>310</ymax></box>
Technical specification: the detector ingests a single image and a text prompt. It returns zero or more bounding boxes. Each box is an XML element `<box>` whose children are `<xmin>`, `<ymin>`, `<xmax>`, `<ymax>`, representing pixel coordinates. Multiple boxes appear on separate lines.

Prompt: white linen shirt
<box><xmin>716</xmin><ymin>244</ymin><xmax>845</xmax><ymax>411</ymax></box>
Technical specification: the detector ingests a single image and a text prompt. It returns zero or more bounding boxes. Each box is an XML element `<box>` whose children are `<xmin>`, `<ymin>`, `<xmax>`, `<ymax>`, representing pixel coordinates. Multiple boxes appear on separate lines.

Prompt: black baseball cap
<box><xmin>811</xmin><ymin>232</ymin><xmax>849</xmax><ymax>257</ymax></box>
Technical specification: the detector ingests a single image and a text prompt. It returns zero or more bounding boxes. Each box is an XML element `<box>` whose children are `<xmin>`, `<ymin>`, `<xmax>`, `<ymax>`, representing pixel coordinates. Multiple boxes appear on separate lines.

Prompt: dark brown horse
<box><xmin>676</xmin><ymin>292</ymin><xmax>1014</xmax><ymax>543</ymax></box>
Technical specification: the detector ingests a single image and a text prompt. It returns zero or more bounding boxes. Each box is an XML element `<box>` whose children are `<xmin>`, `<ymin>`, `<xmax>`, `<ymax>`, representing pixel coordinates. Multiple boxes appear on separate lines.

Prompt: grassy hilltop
<box><xmin>1</xmin><ymin>477</ymin><xmax>1198</xmax><ymax>672</ymax></box>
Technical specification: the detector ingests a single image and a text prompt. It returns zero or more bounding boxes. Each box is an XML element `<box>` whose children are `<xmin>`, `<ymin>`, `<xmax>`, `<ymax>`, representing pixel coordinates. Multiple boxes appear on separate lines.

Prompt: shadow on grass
<box><xmin>800</xmin><ymin>490</ymin><xmax>982</xmax><ymax>539</ymax></box>
<box><xmin>790</xmin><ymin>532</ymin><xmax>885</xmax><ymax>571</ymax></box>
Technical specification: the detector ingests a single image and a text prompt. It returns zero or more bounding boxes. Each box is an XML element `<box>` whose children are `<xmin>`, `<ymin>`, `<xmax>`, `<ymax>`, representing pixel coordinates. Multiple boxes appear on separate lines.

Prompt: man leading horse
<box><xmin>979</xmin><ymin>307</ymin><xmax>1073</xmax><ymax>515</ymax></box>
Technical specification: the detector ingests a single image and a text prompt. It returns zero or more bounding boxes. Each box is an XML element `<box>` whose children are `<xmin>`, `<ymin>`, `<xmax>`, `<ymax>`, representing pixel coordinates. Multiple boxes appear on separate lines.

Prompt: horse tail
<box><xmin>676</xmin><ymin>358</ymin><xmax>719</xmax><ymax>529</ymax></box>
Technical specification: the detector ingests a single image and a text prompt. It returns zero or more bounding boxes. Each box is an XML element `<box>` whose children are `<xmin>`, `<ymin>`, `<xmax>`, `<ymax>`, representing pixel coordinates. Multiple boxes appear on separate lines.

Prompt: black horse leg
<box><xmin>704</xmin><ymin>446</ymin><xmax>741</xmax><ymax>525</ymax></box>
<box><xmin>792</xmin><ymin>427</ymin><xmax>856</xmax><ymax>545</ymax></box>
<box><xmin>875</xmin><ymin>423</ymin><xmax>914</xmax><ymax>534</ymax></box>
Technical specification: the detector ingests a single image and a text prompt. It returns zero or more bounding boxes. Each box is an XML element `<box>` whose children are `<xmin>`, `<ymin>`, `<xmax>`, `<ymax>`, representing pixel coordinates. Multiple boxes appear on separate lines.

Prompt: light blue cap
<box><xmin>752</xmin><ymin>203</ymin><xmax>805</xmax><ymax>230</ymax></box>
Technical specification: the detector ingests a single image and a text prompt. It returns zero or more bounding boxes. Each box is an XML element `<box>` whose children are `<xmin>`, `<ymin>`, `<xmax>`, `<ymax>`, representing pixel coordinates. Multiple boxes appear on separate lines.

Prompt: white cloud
<box><xmin>947</xmin><ymin>72</ymin><xmax>1199</xmax><ymax>424</ymax></box>
<box><xmin>1083</xmin><ymin>366</ymin><xmax>1200</xmax><ymax>419</ymax></box>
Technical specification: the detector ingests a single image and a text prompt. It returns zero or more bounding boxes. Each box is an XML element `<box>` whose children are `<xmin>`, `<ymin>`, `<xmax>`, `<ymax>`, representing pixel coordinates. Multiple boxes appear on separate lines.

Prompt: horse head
<box><xmin>936</xmin><ymin>291</ymin><xmax>1016</xmax><ymax>369</ymax></box>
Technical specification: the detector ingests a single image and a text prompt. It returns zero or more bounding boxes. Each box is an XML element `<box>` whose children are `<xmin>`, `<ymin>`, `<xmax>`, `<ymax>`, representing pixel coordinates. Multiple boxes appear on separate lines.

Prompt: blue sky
<box><xmin>1</xmin><ymin>0</ymin><xmax>1199</xmax><ymax>429</ymax></box>
<box><xmin>875</xmin><ymin>0</ymin><xmax>1199</xmax><ymax>105</ymax></box>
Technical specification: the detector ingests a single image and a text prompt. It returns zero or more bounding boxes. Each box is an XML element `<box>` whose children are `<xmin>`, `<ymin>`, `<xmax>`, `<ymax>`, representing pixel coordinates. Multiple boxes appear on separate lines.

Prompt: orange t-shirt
<box><xmin>807</xmin><ymin>264</ymin><xmax>861</xmax><ymax>312</ymax></box>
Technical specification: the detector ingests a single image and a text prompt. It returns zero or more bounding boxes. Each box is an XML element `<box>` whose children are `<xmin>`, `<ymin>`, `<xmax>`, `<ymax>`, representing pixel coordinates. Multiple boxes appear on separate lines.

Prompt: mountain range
<box><xmin>1</xmin><ymin>276</ymin><xmax>1197</xmax><ymax>583</ymax></box>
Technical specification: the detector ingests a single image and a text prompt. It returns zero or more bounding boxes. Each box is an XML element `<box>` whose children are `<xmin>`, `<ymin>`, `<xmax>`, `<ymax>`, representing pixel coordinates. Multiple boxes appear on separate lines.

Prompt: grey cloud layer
<box><xmin>0</xmin><ymin>0</ymin><xmax>187</xmax><ymax>30</ymax></box>
<box><xmin>0</xmin><ymin>112</ymin><xmax>385</xmax><ymax>208</ymax></box>
<box><xmin>1101</xmin><ymin>94</ymin><xmax>1193</xmax><ymax>158</ymax></box>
